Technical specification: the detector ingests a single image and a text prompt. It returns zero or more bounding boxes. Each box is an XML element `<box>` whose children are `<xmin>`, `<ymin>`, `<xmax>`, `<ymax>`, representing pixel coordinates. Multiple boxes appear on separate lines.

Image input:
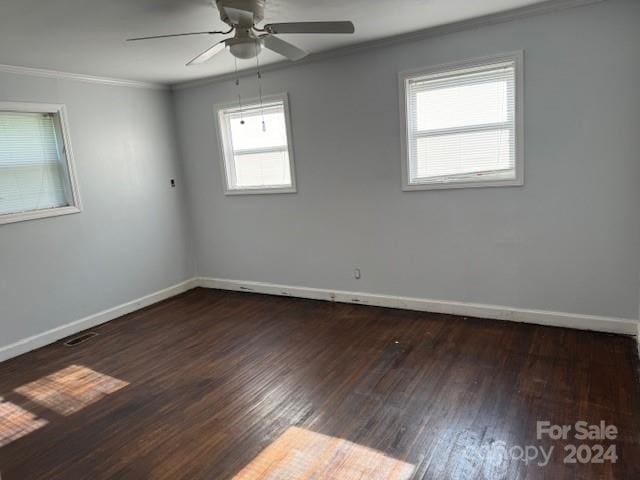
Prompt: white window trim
<box><xmin>214</xmin><ymin>92</ymin><xmax>297</xmax><ymax>195</ymax></box>
<box><xmin>399</xmin><ymin>51</ymin><xmax>524</xmax><ymax>191</ymax></box>
<box><xmin>0</xmin><ymin>101</ymin><xmax>82</xmax><ymax>225</ymax></box>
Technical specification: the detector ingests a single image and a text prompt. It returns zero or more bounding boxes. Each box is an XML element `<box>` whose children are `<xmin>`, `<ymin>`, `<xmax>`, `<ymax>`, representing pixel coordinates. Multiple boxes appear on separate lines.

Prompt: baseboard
<box><xmin>199</xmin><ymin>277</ymin><xmax>639</xmax><ymax>337</ymax></box>
<box><xmin>2</xmin><ymin>276</ymin><xmax>637</xmax><ymax>364</ymax></box>
<box><xmin>0</xmin><ymin>278</ymin><xmax>198</xmax><ymax>363</ymax></box>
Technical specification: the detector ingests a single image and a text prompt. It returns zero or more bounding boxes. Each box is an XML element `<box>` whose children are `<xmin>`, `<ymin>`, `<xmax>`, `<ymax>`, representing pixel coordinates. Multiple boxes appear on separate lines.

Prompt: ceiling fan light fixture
<box><xmin>228</xmin><ymin>37</ymin><xmax>262</xmax><ymax>59</ymax></box>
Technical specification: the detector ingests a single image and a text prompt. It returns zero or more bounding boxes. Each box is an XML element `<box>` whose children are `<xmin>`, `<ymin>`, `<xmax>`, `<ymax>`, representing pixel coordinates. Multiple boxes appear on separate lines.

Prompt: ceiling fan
<box><xmin>127</xmin><ymin>0</ymin><xmax>355</xmax><ymax>66</ymax></box>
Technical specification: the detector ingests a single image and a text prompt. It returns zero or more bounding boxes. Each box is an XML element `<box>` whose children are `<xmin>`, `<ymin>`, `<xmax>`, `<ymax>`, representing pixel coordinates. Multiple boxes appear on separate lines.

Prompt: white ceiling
<box><xmin>0</xmin><ymin>0</ymin><xmax>548</xmax><ymax>85</ymax></box>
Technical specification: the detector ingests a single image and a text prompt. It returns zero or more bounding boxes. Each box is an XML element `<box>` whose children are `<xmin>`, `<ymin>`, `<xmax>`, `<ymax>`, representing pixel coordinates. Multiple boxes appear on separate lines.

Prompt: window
<box><xmin>400</xmin><ymin>52</ymin><xmax>523</xmax><ymax>190</ymax></box>
<box><xmin>216</xmin><ymin>94</ymin><xmax>296</xmax><ymax>194</ymax></box>
<box><xmin>0</xmin><ymin>102</ymin><xmax>81</xmax><ymax>224</ymax></box>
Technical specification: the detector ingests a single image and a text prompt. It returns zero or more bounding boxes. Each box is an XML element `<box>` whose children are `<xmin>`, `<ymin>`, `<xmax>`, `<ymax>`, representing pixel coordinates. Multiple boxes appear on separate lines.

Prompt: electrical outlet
<box><xmin>354</xmin><ymin>268</ymin><xmax>361</xmax><ymax>279</ymax></box>
<box><xmin>170</xmin><ymin>179</ymin><xmax>176</xmax><ymax>188</ymax></box>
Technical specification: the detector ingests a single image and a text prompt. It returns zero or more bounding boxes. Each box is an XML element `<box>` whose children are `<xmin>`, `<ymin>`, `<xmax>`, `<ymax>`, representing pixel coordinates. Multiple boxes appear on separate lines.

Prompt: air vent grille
<box><xmin>63</xmin><ymin>332</ymin><xmax>98</xmax><ymax>347</ymax></box>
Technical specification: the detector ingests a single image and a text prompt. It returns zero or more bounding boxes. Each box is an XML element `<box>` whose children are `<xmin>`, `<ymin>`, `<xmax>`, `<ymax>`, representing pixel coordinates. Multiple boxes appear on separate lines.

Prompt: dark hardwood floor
<box><xmin>0</xmin><ymin>288</ymin><xmax>639</xmax><ymax>479</ymax></box>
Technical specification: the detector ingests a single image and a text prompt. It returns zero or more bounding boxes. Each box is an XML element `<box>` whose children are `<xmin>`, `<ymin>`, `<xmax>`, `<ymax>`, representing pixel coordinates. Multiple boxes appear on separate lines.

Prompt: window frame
<box><xmin>399</xmin><ymin>51</ymin><xmax>524</xmax><ymax>191</ymax></box>
<box><xmin>214</xmin><ymin>92</ymin><xmax>297</xmax><ymax>195</ymax></box>
<box><xmin>0</xmin><ymin>102</ymin><xmax>82</xmax><ymax>225</ymax></box>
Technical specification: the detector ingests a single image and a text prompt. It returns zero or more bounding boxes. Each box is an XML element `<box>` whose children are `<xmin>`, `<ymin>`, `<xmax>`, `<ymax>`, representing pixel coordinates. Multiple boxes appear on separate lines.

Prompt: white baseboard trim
<box><xmin>0</xmin><ymin>278</ymin><xmax>198</xmax><ymax>363</ymax></box>
<box><xmin>199</xmin><ymin>277</ymin><xmax>639</xmax><ymax>337</ymax></box>
<box><xmin>2</xmin><ymin>276</ymin><xmax>637</xmax><ymax>364</ymax></box>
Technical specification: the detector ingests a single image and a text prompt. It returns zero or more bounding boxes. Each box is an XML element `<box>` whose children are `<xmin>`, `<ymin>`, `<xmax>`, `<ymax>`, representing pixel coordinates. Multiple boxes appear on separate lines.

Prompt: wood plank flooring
<box><xmin>0</xmin><ymin>288</ymin><xmax>639</xmax><ymax>479</ymax></box>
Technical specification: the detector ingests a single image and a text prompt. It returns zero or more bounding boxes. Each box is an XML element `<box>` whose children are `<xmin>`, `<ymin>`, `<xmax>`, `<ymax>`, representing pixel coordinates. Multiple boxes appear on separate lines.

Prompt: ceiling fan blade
<box><xmin>126</xmin><ymin>30</ymin><xmax>227</xmax><ymax>42</ymax></box>
<box><xmin>264</xmin><ymin>21</ymin><xmax>355</xmax><ymax>35</ymax></box>
<box><xmin>222</xmin><ymin>6</ymin><xmax>254</xmax><ymax>26</ymax></box>
<box><xmin>187</xmin><ymin>41</ymin><xmax>227</xmax><ymax>66</ymax></box>
<box><xmin>261</xmin><ymin>35</ymin><xmax>307</xmax><ymax>61</ymax></box>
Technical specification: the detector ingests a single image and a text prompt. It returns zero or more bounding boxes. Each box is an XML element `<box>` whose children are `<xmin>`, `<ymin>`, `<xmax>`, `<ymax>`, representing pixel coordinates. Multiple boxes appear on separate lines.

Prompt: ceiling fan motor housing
<box><xmin>216</xmin><ymin>0</ymin><xmax>265</xmax><ymax>26</ymax></box>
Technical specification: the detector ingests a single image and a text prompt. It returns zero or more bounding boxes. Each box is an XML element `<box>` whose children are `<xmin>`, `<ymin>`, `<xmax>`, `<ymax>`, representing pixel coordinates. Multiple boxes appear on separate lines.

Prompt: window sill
<box><xmin>224</xmin><ymin>186</ymin><xmax>297</xmax><ymax>196</ymax></box>
<box><xmin>403</xmin><ymin>176</ymin><xmax>523</xmax><ymax>191</ymax></box>
<box><xmin>0</xmin><ymin>205</ymin><xmax>81</xmax><ymax>225</ymax></box>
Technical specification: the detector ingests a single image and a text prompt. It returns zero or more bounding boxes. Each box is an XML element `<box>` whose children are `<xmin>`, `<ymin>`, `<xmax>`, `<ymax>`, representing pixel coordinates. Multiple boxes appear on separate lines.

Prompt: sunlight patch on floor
<box><xmin>233</xmin><ymin>426</ymin><xmax>415</xmax><ymax>480</ymax></box>
<box><xmin>0</xmin><ymin>401</ymin><xmax>48</xmax><ymax>447</ymax></box>
<box><xmin>14</xmin><ymin>365</ymin><xmax>129</xmax><ymax>416</ymax></box>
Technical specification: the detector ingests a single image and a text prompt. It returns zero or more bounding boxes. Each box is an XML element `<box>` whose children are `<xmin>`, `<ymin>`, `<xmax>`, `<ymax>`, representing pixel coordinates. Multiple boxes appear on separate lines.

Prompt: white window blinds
<box><xmin>403</xmin><ymin>57</ymin><xmax>521</xmax><ymax>188</ymax></box>
<box><xmin>0</xmin><ymin>111</ymin><xmax>72</xmax><ymax>216</ymax></box>
<box><xmin>218</xmin><ymin>97</ymin><xmax>295</xmax><ymax>193</ymax></box>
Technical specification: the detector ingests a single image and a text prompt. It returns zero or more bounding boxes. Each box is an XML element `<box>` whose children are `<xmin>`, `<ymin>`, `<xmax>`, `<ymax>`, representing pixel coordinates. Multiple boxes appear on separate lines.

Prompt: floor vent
<box><xmin>63</xmin><ymin>332</ymin><xmax>98</xmax><ymax>347</ymax></box>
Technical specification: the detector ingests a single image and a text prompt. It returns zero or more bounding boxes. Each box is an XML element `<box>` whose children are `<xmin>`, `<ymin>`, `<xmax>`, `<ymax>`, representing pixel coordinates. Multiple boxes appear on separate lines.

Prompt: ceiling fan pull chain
<box><xmin>234</xmin><ymin>56</ymin><xmax>245</xmax><ymax>125</ymax></box>
<box><xmin>255</xmin><ymin>43</ymin><xmax>266</xmax><ymax>132</ymax></box>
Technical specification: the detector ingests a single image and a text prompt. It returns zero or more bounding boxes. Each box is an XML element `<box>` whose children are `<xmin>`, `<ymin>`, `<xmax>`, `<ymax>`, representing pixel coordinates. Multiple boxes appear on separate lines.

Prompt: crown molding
<box><xmin>0</xmin><ymin>63</ymin><xmax>169</xmax><ymax>90</ymax></box>
<box><xmin>172</xmin><ymin>0</ymin><xmax>605</xmax><ymax>91</ymax></box>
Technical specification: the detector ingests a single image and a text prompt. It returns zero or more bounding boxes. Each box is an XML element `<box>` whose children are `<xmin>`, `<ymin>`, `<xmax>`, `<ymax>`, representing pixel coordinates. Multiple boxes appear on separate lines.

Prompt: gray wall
<box><xmin>0</xmin><ymin>73</ymin><xmax>195</xmax><ymax>347</ymax></box>
<box><xmin>174</xmin><ymin>0</ymin><xmax>640</xmax><ymax>320</ymax></box>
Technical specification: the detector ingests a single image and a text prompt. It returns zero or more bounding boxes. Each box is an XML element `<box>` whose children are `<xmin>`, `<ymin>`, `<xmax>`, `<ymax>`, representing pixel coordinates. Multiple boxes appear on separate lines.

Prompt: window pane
<box><xmin>0</xmin><ymin>112</ymin><xmax>70</xmax><ymax>215</ymax></box>
<box><xmin>415</xmin><ymin>80</ymin><xmax>509</xmax><ymax>131</ymax></box>
<box><xmin>413</xmin><ymin>129</ymin><xmax>513</xmax><ymax>181</ymax></box>
<box><xmin>0</xmin><ymin>163</ymin><xmax>67</xmax><ymax>214</ymax></box>
<box><xmin>232</xmin><ymin>150</ymin><xmax>291</xmax><ymax>188</ymax></box>
<box><xmin>229</xmin><ymin>105</ymin><xmax>288</xmax><ymax>152</ymax></box>
<box><xmin>405</xmin><ymin>59</ymin><xmax>519</xmax><ymax>187</ymax></box>
<box><xmin>219</xmin><ymin>98</ymin><xmax>295</xmax><ymax>192</ymax></box>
